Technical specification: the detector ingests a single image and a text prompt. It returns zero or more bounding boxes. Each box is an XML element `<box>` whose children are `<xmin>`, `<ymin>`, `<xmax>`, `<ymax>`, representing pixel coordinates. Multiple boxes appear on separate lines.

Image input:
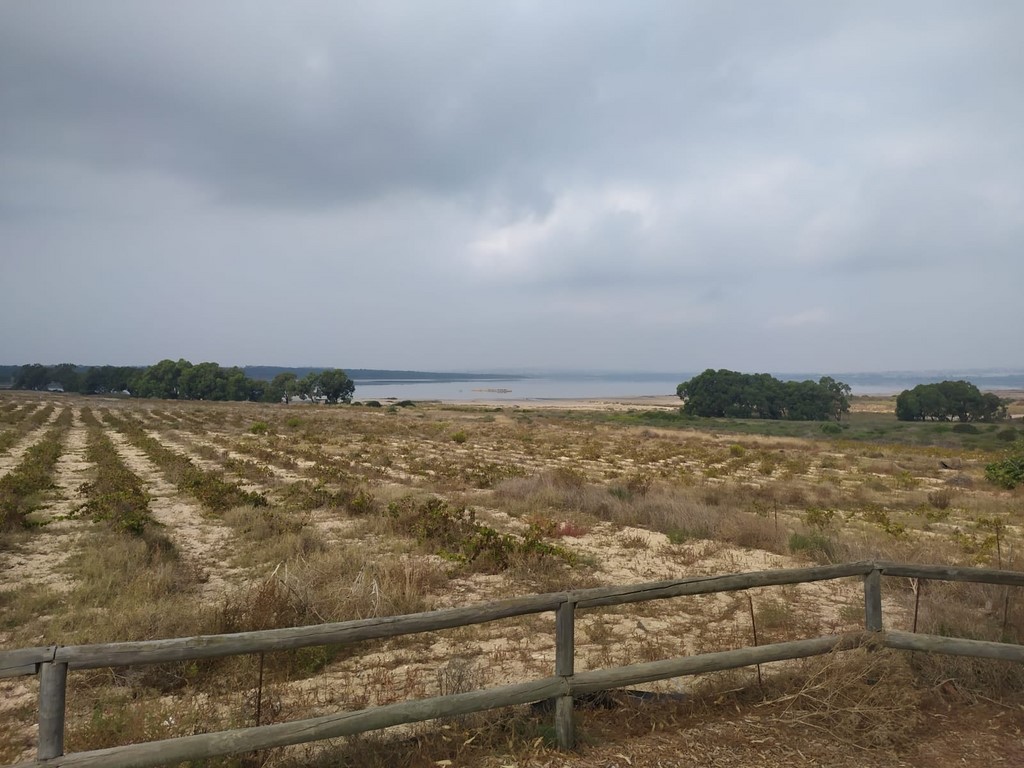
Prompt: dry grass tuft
<box><xmin>772</xmin><ymin>645</ymin><xmax>923</xmax><ymax>749</ymax></box>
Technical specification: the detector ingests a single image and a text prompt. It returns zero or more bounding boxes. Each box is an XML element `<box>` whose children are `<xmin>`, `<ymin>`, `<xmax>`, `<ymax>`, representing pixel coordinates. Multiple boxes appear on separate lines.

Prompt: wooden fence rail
<box><xmin>3</xmin><ymin>561</ymin><xmax>1023</xmax><ymax>768</ymax></box>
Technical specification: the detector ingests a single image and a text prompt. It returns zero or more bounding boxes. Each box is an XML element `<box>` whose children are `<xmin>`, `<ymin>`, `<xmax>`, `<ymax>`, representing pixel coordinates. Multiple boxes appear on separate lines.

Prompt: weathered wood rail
<box><xmin>4</xmin><ymin>560</ymin><xmax>1023</xmax><ymax>767</ymax></box>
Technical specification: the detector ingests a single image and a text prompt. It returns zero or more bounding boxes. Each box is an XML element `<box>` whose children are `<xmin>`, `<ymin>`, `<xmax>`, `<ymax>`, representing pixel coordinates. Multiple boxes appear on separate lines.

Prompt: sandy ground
<box><xmin>0</xmin><ymin>412</ymin><xmax>93</xmax><ymax>595</ymax></box>
<box><xmin>105</xmin><ymin>428</ymin><xmax>243</xmax><ymax>598</ymax></box>
<box><xmin>0</xmin><ymin>391</ymin><xmax>1020</xmax><ymax>766</ymax></box>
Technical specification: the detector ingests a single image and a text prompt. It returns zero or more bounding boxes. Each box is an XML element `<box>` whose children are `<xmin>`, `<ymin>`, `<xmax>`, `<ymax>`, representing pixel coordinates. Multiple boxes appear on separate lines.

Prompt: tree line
<box><xmin>895</xmin><ymin>380</ymin><xmax>1006</xmax><ymax>422</ymax></box>
<box><xmin>677</xmin><ymin>369</ymin><xmax>851</xmax><ymax>421</ymax></box>
<box><xmin>9</xmin><ymin>361</ymin><xmax>355</xmax><ymax>404</ymax></box>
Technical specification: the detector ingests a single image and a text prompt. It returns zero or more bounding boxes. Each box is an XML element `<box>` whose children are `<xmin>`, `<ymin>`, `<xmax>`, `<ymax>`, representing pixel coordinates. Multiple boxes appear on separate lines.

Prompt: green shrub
<box><xmin>249</xmin><ymin>421</ymin><xmax>269</xmax><ymax>435</ymax></box>
<box><xmin>386</xmin><ymin>497</ymin><xmax>574</xmax><ymax>572</ymax></box>
<box><xmin>952</xmin><ymin>423</ymin><xmax>980</xmax><ymax>434</ymax></box>
<box><xmin>803</xmin><ymin>507</ymin><xmax>836</xmax><ymax>530</ymax></box>
<box><xmin>451</xmin><ymin>430</ymin><xmax>468</xmax><ymax>444</ymax></box>
<box><xmin>789</xmin><ymin>531</ymin><xmax>838</xmax><ymax>561</ymax></box>
<box><xmin>996</xmin><ymin>428</ymin><xmax>1021</xmax><ymax>443</ymax></box>
<box><xmin>0</xmin><ymin>427</ymin><xmax>64</xmax><ymax>530</ymax></box>
<box><xmin>820</xmin><ymin>422</ymin><xmax>842</xmax><ymax>435</ymax></box>
<box><xmin>985</xmin><ymin>441</ymin><xmax>1024</xmax><ymax>489</ymax></box>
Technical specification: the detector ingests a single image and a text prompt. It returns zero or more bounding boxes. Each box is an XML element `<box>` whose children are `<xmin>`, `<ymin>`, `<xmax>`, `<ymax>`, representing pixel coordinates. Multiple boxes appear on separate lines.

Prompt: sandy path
<box><xmin>0</xmin><ymin>413</ymin><xmax>94</xmax><ymax>594</ymax></box>
<box><xmin>105</xmin><ymin>430</ymin><xmax>241</xmax><ymax>599</ymax></box>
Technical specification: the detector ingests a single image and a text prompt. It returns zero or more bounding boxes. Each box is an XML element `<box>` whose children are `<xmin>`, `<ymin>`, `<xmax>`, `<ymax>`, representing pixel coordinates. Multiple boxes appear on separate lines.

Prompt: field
<box><xmin>2</xmin><ymin>391</ymin><xmax>1024</xmax><ymax>767</ymax></box>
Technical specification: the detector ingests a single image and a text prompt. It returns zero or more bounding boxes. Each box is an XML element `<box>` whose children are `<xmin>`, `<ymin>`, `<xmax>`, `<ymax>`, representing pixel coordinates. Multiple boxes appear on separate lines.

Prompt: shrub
<box><xmin>451</xmin><ymin>430</ymin><xmax>468</xmax><ymax>444</ymax></box>
<box><xmin>249</xmin><ymin>421</ymin><xmax>269</xmax><ymax>435</ymax></box>
<box><xmin>789</xmin><ymin>531</ymin><xmax>838</xmax><ymax>561</ymax></box>
<box><xmin>985</xmin><ymin>441</ymin><xmax>1024</xmax><ymax>489</ymax></box>
<box><xmin>996</xmin><ymin>427</ymin><xmax>1021</xmax><ymax>442</ymax></box>
<box><xmin>0</xmin><ymin>427</ymin><xmax>64</xmax><ymax>531</ymax></box>
<box><xmin>803</xmin><ymin>506</ymin><xmax>835</xmax><ymax>530</ymax></box>
<box><xmin>820</xmin><ymin>422</ymin><xmax>842</xmax><ymax>435</ymax></box>
<box><xmin>952</xmin><ymin>423</ymin><xmax>980</xmax><ymax>434</ymax></box>
<box><xmin>386</xmin><ymin>497</ymin><xmax>575</xmax><ymax>572</ymax></box>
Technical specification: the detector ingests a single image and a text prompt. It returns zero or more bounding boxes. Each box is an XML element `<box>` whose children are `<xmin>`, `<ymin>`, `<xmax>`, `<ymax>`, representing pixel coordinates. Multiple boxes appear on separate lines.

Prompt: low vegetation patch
<box><xmin>80</xmin><ymin>423</ymin><xmax>155</xmax><ymax>535</ymax></box>
<box><xmin>0</xmin><ymin>425</ymin><xmax>65</xmax><ymax>533</ymax></box>
<box><xmin>387</xmin><ymin>496</ymin><xmax>577</xmax><ymax>571</ymax></box>
<box><xmin>985</xmin><ymin>439</ymin><xmax>1024</xmax><ymax>489</ymax></box>
<box><xmin>103</xmin><ymin>412</ymin><xmax>268</xmax><ymax>510</ymax></box>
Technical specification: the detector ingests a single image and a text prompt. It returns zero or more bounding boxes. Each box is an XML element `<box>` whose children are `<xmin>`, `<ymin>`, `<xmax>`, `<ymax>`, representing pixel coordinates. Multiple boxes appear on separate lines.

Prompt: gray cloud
<box><xmin>1</xmin><ymin>1</ymin><xmax>1022</xmax><ymax>372</ymax></box>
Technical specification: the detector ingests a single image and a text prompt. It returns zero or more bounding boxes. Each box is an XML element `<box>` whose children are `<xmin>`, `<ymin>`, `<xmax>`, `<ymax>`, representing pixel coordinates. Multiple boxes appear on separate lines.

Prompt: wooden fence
<box><xmin>4</xmin><ymin>560</ymin><xmax>1024</xmax><ymax>768</ymax></box>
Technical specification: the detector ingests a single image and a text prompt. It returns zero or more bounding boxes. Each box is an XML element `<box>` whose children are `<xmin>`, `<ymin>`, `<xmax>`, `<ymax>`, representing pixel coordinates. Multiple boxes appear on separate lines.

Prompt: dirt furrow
<box><xmin>105</xmin><ymin>429</ymin><xmax>242</xmax><ymax>598</ymax></box>
<box><xmin>0</xmin><ymin>415</ymin><xmax>94</xmax><ymax>594</ymax></box>
<box><xmin>0</xmin><ymin>407</ymin><xmax>62</xmax><ymax>479</ymax></box>
<box><xmin>195</xmin><ymin>435</ymin><xmax>307</xmax><ymax>483</ymax></box>
<box><xmin>142</xmin><ymin>429</ymin><xmax>276</xmax><ymax>495</ymax></box>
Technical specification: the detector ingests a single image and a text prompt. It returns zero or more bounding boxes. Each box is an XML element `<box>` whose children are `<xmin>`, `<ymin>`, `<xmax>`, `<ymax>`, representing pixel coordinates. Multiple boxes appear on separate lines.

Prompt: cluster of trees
<box><xmin>9</xmin><ymin>361</ymin><xmax>355</xmax><ymax>404</ymax></box>
<box><xmin>13</xmin><ymin>363</ymin><xmax>140</xmax><ymax>394</ymax></box>
<box><xmin>895</xmin><ymin>381</ymin><xmax>1006</xmax><ymax>422</ymax></box>
<box><xmin>265</xmin><ymin>369</ymin><xmax>355</xmax><ymax>405</ymax></box>
<box><xmin>677</xmin><ymin>369</ymin><xmax>851</xmax><ymax>421</ymax></box>
<box><xmin>131</xmin><ymin>359</ymin><xmax>265</xmax><ymax>401</ymax></box>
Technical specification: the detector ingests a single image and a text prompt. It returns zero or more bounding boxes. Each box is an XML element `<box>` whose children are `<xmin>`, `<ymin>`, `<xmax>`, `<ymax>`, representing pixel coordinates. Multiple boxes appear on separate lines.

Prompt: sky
<box><xmin>1</xmin><ymin>1</ymin><xmax>1022</xmax><ymax>374</ymax></box>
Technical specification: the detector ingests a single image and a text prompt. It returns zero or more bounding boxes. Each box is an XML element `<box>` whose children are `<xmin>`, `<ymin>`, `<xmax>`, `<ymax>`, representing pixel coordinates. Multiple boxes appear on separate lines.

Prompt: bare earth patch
<box><xmin>105</xmin><ymin>429</ymin><xmax>242</xmax><ymax>598</ymax></box>
<box><xmin>0</xmin><ymin>416</ymin><xmax>93</xmax><ymax>594</ymax></box>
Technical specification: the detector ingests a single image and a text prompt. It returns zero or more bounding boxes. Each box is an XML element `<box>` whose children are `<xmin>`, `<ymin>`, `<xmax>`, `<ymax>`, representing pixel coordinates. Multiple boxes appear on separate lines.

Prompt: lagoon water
<box><xmin>350</xmin><ymin>371</ymin><xmax>1024</xmax><ymax>402</ymax></box>
<box><xmin>351</xmin><ymin>377</ymin><xmax>685</xmax><ymax>402</ymax></box>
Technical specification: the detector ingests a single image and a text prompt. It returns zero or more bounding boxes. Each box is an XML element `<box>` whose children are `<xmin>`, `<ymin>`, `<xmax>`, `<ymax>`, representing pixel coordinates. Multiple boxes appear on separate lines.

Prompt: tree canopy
<box><xmin>9</xmin><ymin>360</ymin><xmax>353</xmax><ymax>404</ymax></box>
<box><xmin>895</xmin><ymin>381</ymin><xmax>1006</xmax><ymax>422</ymax></box>
<box><xmin>677</xmin><ymin>369</ymin><xmax>851</xmax><ymax>421</ymax></box>
<box><xmin>299</xmin><ymin>369</ymin><xmax>355</xmax><ymax>404</ymax></box>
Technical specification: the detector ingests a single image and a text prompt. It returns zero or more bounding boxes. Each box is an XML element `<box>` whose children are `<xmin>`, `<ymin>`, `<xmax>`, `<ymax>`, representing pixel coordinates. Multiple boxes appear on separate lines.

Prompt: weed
<box><xmin>788</xmin><ymin>531</ymin><xmax>838</xmax><ymax>562</ymax></box>
<box><xmin>387</xmin><ymin>497</ymin><xmax>576</xmax><ymax>572</ymax></box>
<box><xmin>0</xmin><ymin>426</ymin><xmax>64</xmax><ymax>532</ymax></box>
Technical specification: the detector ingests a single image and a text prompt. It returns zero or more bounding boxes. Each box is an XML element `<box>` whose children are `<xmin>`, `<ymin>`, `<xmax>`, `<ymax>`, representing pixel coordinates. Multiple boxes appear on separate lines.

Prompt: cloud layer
<box><xmin>2</xmin><ymin>1</ymin><xmax>1021</xmax><ymax>371</ymax></box>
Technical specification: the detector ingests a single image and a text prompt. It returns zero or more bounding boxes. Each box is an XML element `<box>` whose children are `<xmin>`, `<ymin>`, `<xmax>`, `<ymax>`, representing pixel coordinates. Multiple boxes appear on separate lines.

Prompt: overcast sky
<box><xmin>1</xmin><ymin>1</ymin><xmax>1021</xmax><ymax>373</ymax></box>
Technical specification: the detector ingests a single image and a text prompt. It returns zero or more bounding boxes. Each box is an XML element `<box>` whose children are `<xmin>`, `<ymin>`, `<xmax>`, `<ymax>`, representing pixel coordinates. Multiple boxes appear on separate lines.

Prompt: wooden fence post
<box><xmin>554</xmin><ymin>598</ymin><xmax>576</xmax><ymax>750</ymax></box>
<box><xmin>864</xmin><ymin>569</ymin><xmax>883</xmax><ymax>632</ymax></box>
<box><xmin>38</xmin><ymin>660</ymin><xmax>68</xmax><ymax>760</ymax></box>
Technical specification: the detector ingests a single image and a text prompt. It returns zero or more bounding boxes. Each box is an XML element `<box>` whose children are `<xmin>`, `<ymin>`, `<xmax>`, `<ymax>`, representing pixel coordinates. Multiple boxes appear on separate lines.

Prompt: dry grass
<box><xmin>770</xmin><ymin>645</ymin><xmax>924</xmax><ymax>749</ymax></box>
<box><xmin>2</xmin><ymin>391</ymin><xmax>1024</xmax><ymax>766</ymax></box>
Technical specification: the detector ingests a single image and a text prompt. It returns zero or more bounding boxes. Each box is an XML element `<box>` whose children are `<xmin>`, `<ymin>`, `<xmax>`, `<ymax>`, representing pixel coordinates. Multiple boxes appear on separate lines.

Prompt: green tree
<box><xmin>266</xmin><ymin>372</ymin><xmax>299</xmax><ymax>404</ymax></box>
<box><xmin>49</xmin><ymin>363</ymin><xmax>82</xmax><ymax>393</ymax></box>
<box><xmin>895</xmin><ymin>389</ymin><xmax>922</xmax><ymax>421</ymax></box>
<box><xmin>82</xmin><ymin>365</ymin><xmax>138</xmax><ymax>394</ymax></box>
<box><xmin>14</xmin><ymin>364</ymin><xmax>50</xmax><ymax>390</ymax></box>
<box><xmin>895</xmin><ymin>381</ymin><xmax>1006</xmax><ymax>422</ymax></box>
<box><xmin>130</xmin><ymin>359</ymin><xmax>191</xmax><ymax>399</ymax></box>
<box><xmin>317</xmin><ymin>368</ymin><xmax>355</xmax><ymax>404</ymax></box>
<box><xmin>818</xmin><ymin>376</ymin><xmax>852</xmax><ymax>421</ymax></box>
<box><xmin>178</xmin><ymin>362</ymin><xmax>224</xmax><ymax>400</ymax></box>
<box><xmin>677</xmin><ymin>369</ymin><xmax>847</xmax><ymax>421</ymax></box>
<box><xmin>298</xmin><ymin>372</ymin><xmax>320</xmax><ymax>403</ymax></box>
